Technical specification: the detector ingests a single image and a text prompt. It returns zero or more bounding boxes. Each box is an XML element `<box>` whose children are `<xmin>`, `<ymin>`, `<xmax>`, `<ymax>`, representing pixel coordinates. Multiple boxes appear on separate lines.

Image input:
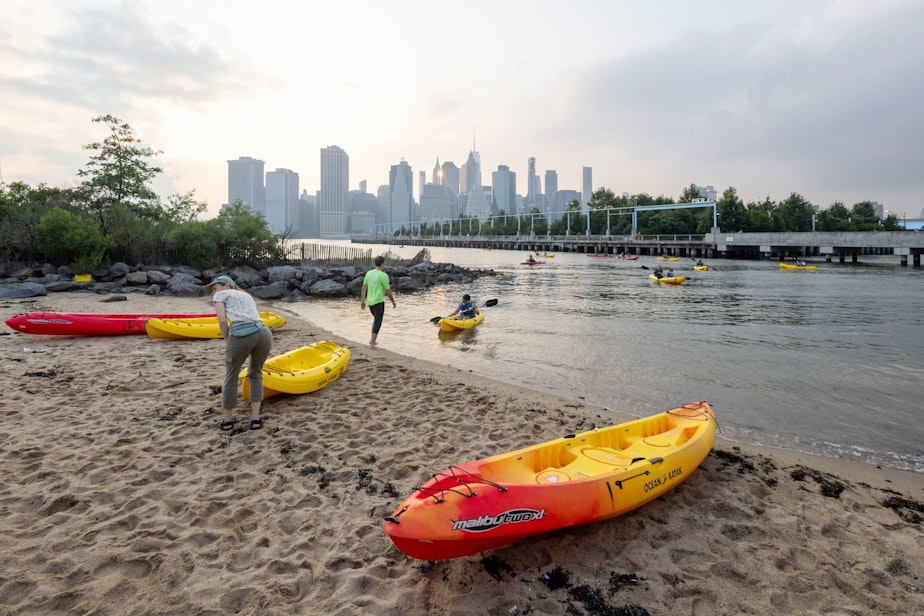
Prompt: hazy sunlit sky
<box><xmin>2</xmin><ymin>0</ymin><xmax>923</xmax><ymax>219</ymax></box>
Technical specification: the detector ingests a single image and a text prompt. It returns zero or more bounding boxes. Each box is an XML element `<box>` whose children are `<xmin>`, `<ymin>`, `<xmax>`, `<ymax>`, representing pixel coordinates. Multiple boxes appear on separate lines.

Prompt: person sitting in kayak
<box><xmin>448</xmin><ymin>294</ymin><xmax>480</xmax><ymax>320</ymax></box>
<box><xmin>667</xmin><ymin>268</ymin><xmax>674</xmax><ymax>277</ymax></box>
<box><xmin>654</xmin><ymin>265</ymin><xmax>664</xmax><ymax>278</ymax></box>
<box><xmin>696</xmin><ymin>259</ymin><xmax>704</xmax><ymax>266</ymax></box>
<box><xmin>526</xmin><ymin>256</ymin><xmax>537</xmax><ymax>265</ymax></box>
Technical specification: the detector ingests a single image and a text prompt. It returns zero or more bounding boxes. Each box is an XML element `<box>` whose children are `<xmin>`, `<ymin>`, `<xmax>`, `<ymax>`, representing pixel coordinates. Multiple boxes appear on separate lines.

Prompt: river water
<box><xmin>283</xmin><ymin>241</ymin><xmax>924</xmax><ymax>473</ymax></box>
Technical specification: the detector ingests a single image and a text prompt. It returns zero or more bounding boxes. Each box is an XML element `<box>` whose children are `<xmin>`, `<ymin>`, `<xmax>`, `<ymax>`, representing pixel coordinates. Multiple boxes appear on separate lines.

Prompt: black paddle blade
<box><xmin>640</xmin><ymin>265</ymin><xmax>650</xmax><ymax>270</ymax></box>
<box><xmin>484</xmin><ymin>298</ymin><xmax>498</xmax><ymax>307</ymax></box>
<box><xmin>429</xmin><ymin>316</ymin><xmax>442</xmax><ymax>324</ymax></box>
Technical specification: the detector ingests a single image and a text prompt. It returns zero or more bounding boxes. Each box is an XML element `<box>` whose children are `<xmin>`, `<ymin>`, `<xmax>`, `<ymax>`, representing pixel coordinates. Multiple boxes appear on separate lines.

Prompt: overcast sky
<box><xmin>2</xmin><ymin>0</ymin><xmax>922</xmax><ymax>219</ymax></box>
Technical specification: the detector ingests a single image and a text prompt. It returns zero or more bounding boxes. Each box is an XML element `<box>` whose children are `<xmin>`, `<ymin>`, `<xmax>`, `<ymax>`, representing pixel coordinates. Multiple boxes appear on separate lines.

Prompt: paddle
<box><xmin>430</xmin><ymin>298</ymin><xmax>498</xmax><ymax>324</ymax></box>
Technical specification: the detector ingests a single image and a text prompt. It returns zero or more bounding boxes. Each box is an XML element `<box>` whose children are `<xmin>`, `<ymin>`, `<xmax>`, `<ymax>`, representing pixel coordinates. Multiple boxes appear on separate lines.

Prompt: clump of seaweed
<box><xmin>789</xmin><ymin>465</ymin><xmax>846</xmax><ymax>499</ymax></box>
<box><xmin>881</xmin><ymin>495</ymin><xmax>923</xmax><ymax>524</ymax></box>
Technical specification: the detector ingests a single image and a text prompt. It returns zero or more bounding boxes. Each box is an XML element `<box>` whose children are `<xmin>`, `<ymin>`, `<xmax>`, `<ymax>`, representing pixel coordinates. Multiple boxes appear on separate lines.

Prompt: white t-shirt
<box><xmin>213</xmin><ymin>289</ymin><xmax>261</xmax><ymax>323</ymax></box>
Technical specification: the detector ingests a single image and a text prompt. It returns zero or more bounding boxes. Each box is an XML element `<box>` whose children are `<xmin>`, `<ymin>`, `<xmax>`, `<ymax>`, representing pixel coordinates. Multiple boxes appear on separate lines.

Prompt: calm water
<box><xmin>284</xmin><ymin>241</ymin><xmax>924</xmax><ymax>473</ymax></box>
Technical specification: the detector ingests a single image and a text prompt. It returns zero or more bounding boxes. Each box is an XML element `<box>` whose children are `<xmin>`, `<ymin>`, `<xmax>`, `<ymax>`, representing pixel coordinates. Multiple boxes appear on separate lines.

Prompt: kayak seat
<box><xmin>582</xmin><ymin>447</ymin><xmax>634</xmax><ymax>467</ymax></box>
<box><xmin>535</xmin><ymin>469</ymin><xmax>570</xmax><ymax>484</ymax></box>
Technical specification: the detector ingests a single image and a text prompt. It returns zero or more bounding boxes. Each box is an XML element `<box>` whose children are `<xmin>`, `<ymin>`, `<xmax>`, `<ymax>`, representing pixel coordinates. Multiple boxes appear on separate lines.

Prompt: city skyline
<box><xmin>3</xmin><ymin>1</ymin><xmax>923</xmax><ymax>220</ymax></box>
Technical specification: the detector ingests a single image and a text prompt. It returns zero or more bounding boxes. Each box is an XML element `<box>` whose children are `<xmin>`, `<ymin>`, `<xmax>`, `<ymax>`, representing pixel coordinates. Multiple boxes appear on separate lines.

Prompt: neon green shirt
<box><xmin>363</xmin><ymin>268</ymin><xmax>390</xmax><ymax>306</ymax></box>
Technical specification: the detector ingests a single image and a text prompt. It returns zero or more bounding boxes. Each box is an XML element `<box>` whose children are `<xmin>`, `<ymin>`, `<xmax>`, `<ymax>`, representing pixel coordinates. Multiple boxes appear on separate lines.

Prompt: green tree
<box><xmin>850</xmin><ymin>201</ymin><xmax>880</xmax><ymax>231</ymax></box>
<box><xmin>816</xmin><ymin>201</ymin><xmax>851</xmax><ymax>231</ymax></box>
<box><xmin>34</xmin><ymin>208</ymin><xmax>114</xmax><ymax>273</ymax></box>
<box><xmin>716</xmin><ymin>186</ymin><xmax>747</xmax><ymax>232</ymax></box>
<box><xmin>76</xmin><ymin>114</ymin><xmax>163</xmax><ymax>235</ymax></box>
<box><xmin>212</xmin><ymin>202</ymin><xmax>285</xmax><ymax>265</ymax></box>
<box><xmin>776</xmin><ymin>192</ymin><xmax>815</xmax><ymax>231</ymax></box>
<box><xmin>745</xmin><ymin>197</ymin><xmax>780</xmax><ymax>232</ymax></box>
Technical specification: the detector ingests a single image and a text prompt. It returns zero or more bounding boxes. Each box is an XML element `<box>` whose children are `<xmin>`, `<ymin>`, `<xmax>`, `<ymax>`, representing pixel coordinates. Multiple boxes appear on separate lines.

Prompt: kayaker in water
<box><xmin>654</xmin><ymin>265</ymin><xmax>664</xmax><ymax>278</ymax></box>
<box><xmin>526</xmin><ymin>256</ymin><xmax>537</xmax><ymax>265</ymax></box>
<box><xmin>667</xmin><ymin>268</ymin><xmax>675</xmax><ymax>278</ymax></box>
<box><xmin>696</xmin><ymin>259</ymin><xmax>704</xmax><ymax>266</ymax></box>
<box><xmin>448</xmin><ymin>294</ymin><xmax>480</xmax><ymax>320</ymax></box>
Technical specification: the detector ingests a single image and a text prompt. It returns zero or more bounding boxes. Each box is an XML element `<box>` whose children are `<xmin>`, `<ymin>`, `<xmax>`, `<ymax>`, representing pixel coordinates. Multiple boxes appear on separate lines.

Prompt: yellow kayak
<box><xmin>657</xmin><ymin>256</ymin><xmax>681</xmax><ymax>261</ymax></box>
<box><xmin>439</xmin><ymin>312</ymin><xmax>485</xmax><ymax>332</ymax></box>
<box><xmin>779</xmin><ymin>262</ymin><xmax>817</xmax><ymax>270</ymax></box>
<box><xmin>145</xmin><ymin>312</ymin><xmax>286</xmax><ymax>339</ymax></box>
<box><xmin>241</xmin><ymin>340</ymin><xmax>350</xmax><ymax>400</ymax></box>
<box><xmin>649</xmin><ymin>274</ymin><xmax>686</xmax><ymax>284</ymax></box>
<box><xmin>693</xmin><ymin>265</ymin><xmax>709</xmax><ymax>271</ymax></box>
<box><xmin>384</xmin><ymin>401</ymin><xmax>717</xmax><ymax>560</ymax></box>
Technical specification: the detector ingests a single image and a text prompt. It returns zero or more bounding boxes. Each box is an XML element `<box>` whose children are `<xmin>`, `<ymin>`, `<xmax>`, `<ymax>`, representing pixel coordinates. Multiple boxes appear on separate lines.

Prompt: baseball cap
<box><xmin>207</xmin><ymin>275</ymin><xmax>237</xmax><ymax>289</ymax></box>
<box><xmin>462</xmin><ymin>294</ymin><xmax>471</xmax><ymax>300</ymax></box>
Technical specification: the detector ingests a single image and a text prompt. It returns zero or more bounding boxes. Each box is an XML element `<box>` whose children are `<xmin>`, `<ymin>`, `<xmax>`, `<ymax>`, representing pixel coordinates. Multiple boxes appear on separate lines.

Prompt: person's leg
<box><xmin>369</xmin><ymin>302</ymin><xmax>385</xmax><ymax>347</ymax></box>
<box><xmin>246</xmin><ymin>327</ymin><xmax>273</xmax><ymax>426</ymax></box>
<box><xmin>222</xmin><ymin>336</ymin><xmax>251</xmax><ymax>424</ymax></box>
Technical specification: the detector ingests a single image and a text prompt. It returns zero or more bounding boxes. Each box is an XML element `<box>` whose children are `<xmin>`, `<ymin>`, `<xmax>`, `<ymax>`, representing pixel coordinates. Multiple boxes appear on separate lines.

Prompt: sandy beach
<box><xmin>1</xmin><ymin>290</ymin><xmax>922</xmax><ymax>615</ymax></box>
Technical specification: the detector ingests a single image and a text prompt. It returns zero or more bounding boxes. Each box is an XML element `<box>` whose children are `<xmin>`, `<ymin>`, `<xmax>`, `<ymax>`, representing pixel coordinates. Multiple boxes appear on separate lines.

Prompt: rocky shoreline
<box><xmin>0</xmin><ymin>260</ymin><xmax>497</xmax><ymax>300</ymax></box>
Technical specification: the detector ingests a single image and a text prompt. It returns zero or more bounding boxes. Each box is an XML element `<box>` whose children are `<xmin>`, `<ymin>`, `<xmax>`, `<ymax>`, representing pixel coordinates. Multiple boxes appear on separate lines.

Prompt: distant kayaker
<box><xmin>667</xmin><ymin>268</ymin><xmax>675</xmax><ymax>278</ymax></box>
<box><xmin>654</xmin><ymin>265</ymin><xmax>664</xmax><ymax>278</ymax></box>
<box><xmin>448</xmin><ymin>294</ymin><xmax>480</xmax><ymax>320</ymax></box>
<box><xmin>696</xmin><ymin>259</ymin><xmax>704</xmax><ymax>266</ymax></box>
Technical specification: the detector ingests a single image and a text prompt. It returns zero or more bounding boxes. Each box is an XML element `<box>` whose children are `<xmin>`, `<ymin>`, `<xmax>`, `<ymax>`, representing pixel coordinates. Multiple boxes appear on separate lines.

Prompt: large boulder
<box><xmin>166</xmin><ymin>273</ymin><xmax>204</xmax><ymax>297</ymax></box>
<box><xmin>266</xmin><ymin>265</ymin><xmax>297</xmax><ymax>284</ymax></box>
<box><xmin>308</xmin><ymin>279</ymin><xmax>347</xmax><ymax>297</ymax></box>
<box><xmin>0</xmin><ymin>282</ymin><xmax>47</xmax><ymax>298</ymax></box>
<box><xmin>250</xmin><ymin>281</ymin><xmax>290</xmax><ymax>300</ymax></box>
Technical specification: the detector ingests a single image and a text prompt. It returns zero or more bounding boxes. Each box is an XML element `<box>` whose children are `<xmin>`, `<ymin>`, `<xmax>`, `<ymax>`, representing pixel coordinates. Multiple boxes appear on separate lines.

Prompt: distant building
<box><xmin>526</xmin><ymin>157</ymin><xmax>539</xmax><ymax>211</ymax></box>
<box><xmin>695</xmin><ymin>185</ymin><xmax>717</xmax><ymax>201</ymax></box>
<box><xmin>320</xmin><ymin>146</ymin><xmax>349</xmax><ymax>237</ymax></box>
<box><xmin>557</xmin><ymin>189</ymin><xmax>581</xmax><ymax>211</ymax></box>
<box><xmin>350</xmin><ymin>189</ymin><xmax>379</xmax><ymax>234</ymax></box>
<box><xmin>491</xmin><ymin>165</ymin><xmax>517</xmax><ymax>216</ymax></box>
<box><xmin>226</xmin><ymin>156</ymin><xmax>265</xmax><ymax>215</ymax></box>
<box><xmin>581</xmin><ymin>166</ymin><xmax>593</xmax><ymax>213</ymax></box>
<box><xmin>465</xmin><ymin>186</ymin><xmax>493</xmax><ymax>221</ymax></box>
<box><xmin>265</xmin><ymin>168</ymin><xmax>299</xmax><ymax>236</ymax></box>
<box><xmin>544</xmin><ymin>169</ymin><xmax>558</xmax><ymax>213</ymax></box>
<box><xmin>389</xmin><ymin>160</ymin><xmax>414</xmax><ymax>229</ymax></box>
<box><xmin>298</xmin><ymin>189</ymin><xmax>316</xmax><ymax>238</ymax></box>
<box><xmin>461</xmin><ymin>150</ymin><xmax>481</xmax><ymax>195</ymax></box>
<box><xmin>441</xmin><ymin>161</ymin><xmax>460</xmax><ymax>197</ymax></box>
<box><xmin>419</xmin><ymin>182</ymin><xmax>456</xmax><ymax>222</ymax></box>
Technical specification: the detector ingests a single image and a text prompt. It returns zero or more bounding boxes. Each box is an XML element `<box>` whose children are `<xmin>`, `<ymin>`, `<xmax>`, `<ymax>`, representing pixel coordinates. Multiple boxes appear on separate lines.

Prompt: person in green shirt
<box><xmin>360</xmin><ymin>255</ymin><xmax>396</xmax><ymax>348</ymax></box>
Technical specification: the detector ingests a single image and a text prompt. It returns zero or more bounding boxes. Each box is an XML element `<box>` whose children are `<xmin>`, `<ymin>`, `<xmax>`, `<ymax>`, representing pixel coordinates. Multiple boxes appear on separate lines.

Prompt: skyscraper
<box><xmin>527</xmin><ymin>157</ymin><xmax>538</xmax><ymax>211</ymax></box>
<box><xmin>226</xmin><ymin>156</ymin><xmax>265</xmax><ymax>215</ymax></box>
<box><xmin>491</xmin><ymin>165</ymin><xmax>516</xmax><ymax>216</ymax></box>
<box><xmin>441</xmin><ymin>161</ymin><xmax>460</xmax><ymax>197</ymax></box>
<box><xmin>265</xmin><ymin>168</ymin><xmax>299</xmax><ymax>235</ymax></box>
<box><xmin>389</xmin><ymin>160</ymin><xmax>414</xmax><ymax>228</ymax></box>
<box><xmin>461</xmin><ymin>150</ymin><xmax>481</xmax><ymax>195</ymax></box>
<box><xmin>320</xmin><ymin>146</ymin><xmax>349</xmax><ymax>237</ymax></box>
<box><xmin>581</xmin><ymin>166</ymin><xmax>593</xmax><ymax>212</ymax></box>
<box><xmin>544</xmin><ymin>169</ymin><xmax>558</xmax><ymax>213</ymax></box>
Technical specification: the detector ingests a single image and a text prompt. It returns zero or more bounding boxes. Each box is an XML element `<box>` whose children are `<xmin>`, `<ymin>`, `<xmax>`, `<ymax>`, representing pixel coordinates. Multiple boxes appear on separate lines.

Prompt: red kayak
<box><xmin>616</xmin><ymin>255</ymin><xmax>639</xmax><ymax>260</ymax></box>
<box><xmin>523</xmin><ymin>260</ymin><xmax>545</xmax><ymax>266</ymax></box>
<box><xmin>5</xmin><ymin>311</ymin><xmax>215</xmax><ymax>336</ymax></box>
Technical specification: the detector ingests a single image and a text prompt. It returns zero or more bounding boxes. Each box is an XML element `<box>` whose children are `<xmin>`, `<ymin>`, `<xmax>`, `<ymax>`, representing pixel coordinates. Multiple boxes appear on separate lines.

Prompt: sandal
<box><xmin>249</xmin><ymin>418</ymin><xmax>263</xmax><ymax>430</ymax></box>
<box><xmin>220</xmin><ymin>419</ymin><xmax>236</xmax><ymax>431</ymax></box>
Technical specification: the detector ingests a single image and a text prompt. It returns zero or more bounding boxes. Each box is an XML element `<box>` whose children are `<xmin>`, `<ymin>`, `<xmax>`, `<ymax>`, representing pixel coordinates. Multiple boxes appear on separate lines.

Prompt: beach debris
<box><xmin>24</xmin><ymin>368</ymin><xmax>57</xmax><ymax>378</ymax></box>
<box><xmin>23</xmin><ymin>347</ymin><xmax>46</xmax><ymax>353</ymax></box>
<box><xmin>790</xmin><ymin>466</ymin><xmax>846</xmax><ymax>498</ymax></box>
<box><xmin>482</xmin><ymin>555</ymin><xmax>514</xmax><ymax>581</ymax></box>
<box><xmin>880</xmin><ymin>494</ymin><xmax>923</xmax><ymax>524</ymax></box>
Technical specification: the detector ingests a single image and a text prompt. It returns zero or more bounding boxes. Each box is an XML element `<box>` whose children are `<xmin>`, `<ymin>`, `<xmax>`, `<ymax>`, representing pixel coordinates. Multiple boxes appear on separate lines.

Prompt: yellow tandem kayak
<box><xmin>145</xmin><ymin>312</ymin><xmax>286</xmax><ymax>339</ymax></box>
<box><xmin>384</xmin><ymin>401</ymin><xmax>717</xmax><ymax>560</ymax></box>
<box><xmin>649</xmin><ymin>274</ymin><xmax>687</xmax><ymax>284</ymax></box>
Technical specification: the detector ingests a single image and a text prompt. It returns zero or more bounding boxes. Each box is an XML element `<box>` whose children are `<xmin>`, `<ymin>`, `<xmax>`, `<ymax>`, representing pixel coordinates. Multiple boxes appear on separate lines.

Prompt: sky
<box><xmin>2</xmin><ymin>0</ymin><xmax>923</xmax><ymax>220</ymax></box>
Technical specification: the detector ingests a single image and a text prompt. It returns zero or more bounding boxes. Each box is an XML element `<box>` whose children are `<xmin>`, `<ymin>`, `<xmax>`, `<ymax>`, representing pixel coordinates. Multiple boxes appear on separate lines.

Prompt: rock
<box><xmin>0</xmin><ymin>282</ymin><xmax>47</xmax><ymax>298</ymax></box>
<box><xmin>266</xmin><ymin>265</ymin><xmax>297</xmax><ymax>284</ymax></box>
<box><xmin>125</xmin><ymin>271</ymin><xmax>149</xmax><ymax>285</ymax></box>
<box><xmin>308</xmin><ymin>279</ymin><xmax>347</xmax><ymax>297</ymax></box>
<box><xmin>250</xmin><ymin>281</ymin><xmax>290</xmax><ymax>300</ymax></box>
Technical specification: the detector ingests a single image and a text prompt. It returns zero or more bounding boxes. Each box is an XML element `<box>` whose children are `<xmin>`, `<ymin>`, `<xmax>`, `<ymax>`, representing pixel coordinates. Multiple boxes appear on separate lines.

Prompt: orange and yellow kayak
<box><xmin>384</xmin><ymin>401</ymin><xmax>716</xmax><ymax>560</ymax></box>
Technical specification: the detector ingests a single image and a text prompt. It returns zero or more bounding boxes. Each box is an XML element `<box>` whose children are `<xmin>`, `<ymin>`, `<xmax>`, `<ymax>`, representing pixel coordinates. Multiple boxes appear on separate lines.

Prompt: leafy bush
<box><xmin>34</xmin><ymin>208</ymin><xmax>114</xmax><ymax>273</ymax></box>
